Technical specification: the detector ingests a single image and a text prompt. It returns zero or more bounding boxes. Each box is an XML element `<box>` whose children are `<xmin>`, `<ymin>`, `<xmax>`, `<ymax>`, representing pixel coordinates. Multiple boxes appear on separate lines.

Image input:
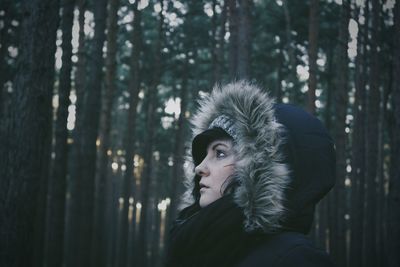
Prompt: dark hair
<box><xmin>220</xmin><ymin>174</ymin><xmax>240</xmax><ymax>195</ymax></box>
<box><xmin>192</xmin><ymin>174</ymin><xmax>202</xmax><ymax>203</ymax></box>
<box><xmin>192</xmin><ymin>173</ymin><xmax>240</xmax><ymax>204</ymax></box>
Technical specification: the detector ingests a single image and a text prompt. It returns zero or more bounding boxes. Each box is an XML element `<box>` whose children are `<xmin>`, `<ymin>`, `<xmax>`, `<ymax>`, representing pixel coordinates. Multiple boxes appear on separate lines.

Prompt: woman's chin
<box><xmin>199</xmin><ymin>193</ymin><xmax>221</xmax><ymax>208</ymax></box>
<box><xmin>199</xmin><ymin>195</ymin><xmax>212</xmax><ymax>208</ymax></box>
<box><xmin>199</xmin><ymin>198</ymin><xmax>208</xmax><ymax>208</ymax></box>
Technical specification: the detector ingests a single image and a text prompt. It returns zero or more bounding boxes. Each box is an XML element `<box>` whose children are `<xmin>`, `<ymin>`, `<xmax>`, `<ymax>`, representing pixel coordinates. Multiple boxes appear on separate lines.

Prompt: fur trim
<box><xmin>181</xmin><ymin>81</ymin><xmax>291</xmax><ymax>233</ymax></box>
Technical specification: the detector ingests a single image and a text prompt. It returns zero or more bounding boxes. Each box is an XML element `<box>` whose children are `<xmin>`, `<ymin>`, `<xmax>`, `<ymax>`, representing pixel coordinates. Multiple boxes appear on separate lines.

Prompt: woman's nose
<box><xmin>195</xmin><ymin>160</ymin><xmax>209</xmax><ymax>176</ymax></box>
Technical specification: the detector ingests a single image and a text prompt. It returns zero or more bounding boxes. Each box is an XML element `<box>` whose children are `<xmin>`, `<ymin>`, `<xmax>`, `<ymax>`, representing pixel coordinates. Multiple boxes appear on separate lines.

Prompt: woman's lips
<box><xmin>199</xmin><ymin>183</ymin><xmax>209</xmax><ymax>193</ymax></box>
<box><xmin>199</xmin><ymin>182</ymin><xmax>208</xmax><ymax>189</ymax></box>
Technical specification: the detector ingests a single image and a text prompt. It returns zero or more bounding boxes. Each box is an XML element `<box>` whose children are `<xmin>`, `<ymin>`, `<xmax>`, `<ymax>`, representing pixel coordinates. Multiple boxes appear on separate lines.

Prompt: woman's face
<box><xmin>195</xmin><ymin>139</ymin><xmax>235</xmax><ymax>208</ymax></box>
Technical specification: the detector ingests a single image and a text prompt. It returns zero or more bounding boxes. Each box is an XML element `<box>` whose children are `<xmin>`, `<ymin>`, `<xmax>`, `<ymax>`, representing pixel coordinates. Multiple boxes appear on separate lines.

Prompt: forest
<box><xmin>0</xmin><ymin>0</ymin><xmax>399</xmax><ymax>266</ymax></box>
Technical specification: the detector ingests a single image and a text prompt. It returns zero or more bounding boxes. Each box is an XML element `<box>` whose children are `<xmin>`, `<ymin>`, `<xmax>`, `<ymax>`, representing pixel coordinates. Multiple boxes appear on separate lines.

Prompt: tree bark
<box><xmin>0</xmin><ymin>0</ymin><xmax>14</xmax><ymax>115</ymax></box>
<box><xmin>318</xmin><ymin>47</ymin><xmax>334</xmax><ymax>253</ymax></box>
<box><xmin>137</xmin><ymin>1</ymin><xmax>163</xmax><ymax>266</ymax></box>
<box><xmin>331</xmin><ymin>0</ymin><xmax>350</xmax><ymax>266</ymax></box>
<box><xmin>376</xmin><ymin>39</ymin><xmax>391</xmax><ymax>267</ymax></box>
<box><xmin>215</xmin><ymin>0</ymin><xmax>227</xmax><ymax>83</ymax></box>
<box><xmin>66</xmin><ymin>0</ymin><xmax>108</xmax><ymax>265</ymax></box>
<box><xmin>91</xmin><ymin>0</ymin><xmax>119</xmax><ymax>266</ymax></box>
<box><xmin>108</xmin><ymin>167</ymin><xmax>122</xmax><ymax>267</ymax></box>
<box><xmin>0</xmin><ymin>0</ymin><xmax>59</xmax><ymax>266</ymax></box>
<box><xmin>274</xmin><ymin>47</ymin><xmax>284</xmax><ymax>103</ymax></box>
<box><xmin>237</xmin><ymin>0</ymin><xmax>251</xmax><ymax>79</ymax></box>
<box><xmin>167</xmin><ymin>53</ymin><xmax>189</xmax><ymax>240</ymax></box>
<box><xmin>211</xmin><ymin>0</ymin><xmax>218</xmax><ymax>84</ymax></box>
<box><xmin>117</xmin><ymin>2</ymin><xmax>142</xmax><ymax>267</ymax></box>
<box><xmin>387</xmin><ymin>1</ymin><xmax>400</xmax><ymax>267</ymax></box>
<box><xmin>74</xmin><ymin>0</ymin><xmax>87</xmax><ymax>132</ymax></box>
<box><xmin>282</xmin><ymin>0</ymin><xmax>298</xmax><ymax>104</ymax></box>
<box><xmin>315</xmin><ymin>100</ymin><xmax>333</xmax><ymax>251</ymax></box>
<box><xmin>149</xmin><ymin>160</ymin><xmax>161</xmax><ymax>267</ymax></box>
<box><xmin>364</xmin><ymin>0</ymin><xmax>380</xmax><ymax>266</ymax></box>
<box><xmin>45</xmin><ymin>0</ymin><xmax>75</xmax><ymax>266</ymax></box>
<box><xmin>350</xmin><ymin>3</ymin><xmax>368</xmax><ymax>266</ymax></box>
<box><xmin>211</xmin><ymin>0</ymin><xmax>228</xmax><ymax>84</ymax></box>
<box><xmin>227</xmin><ymin>0</ymin><xmax>238</xmax><ymax>80</ymax></box>
<box><xmin>307</xmin><ymin>0</ymin><xmax>319</xmax><ymax>114</ymax></box>
<box><xmin>323</xmin><ymin>47</ymin><xmax>334</xmax><ymax>133</ymax></box>
<box><xmin>64</xmin><ymin>1</ymin><xmax>86</xmax><ymax>266</ymax></box>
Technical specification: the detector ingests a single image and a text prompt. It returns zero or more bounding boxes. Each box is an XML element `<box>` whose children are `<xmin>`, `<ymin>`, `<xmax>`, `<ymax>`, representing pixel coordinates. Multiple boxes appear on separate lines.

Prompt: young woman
<box><xmin>165</xmin><ymin>81</ymin><xmax>336</xmax><ymax>267</ymax></box>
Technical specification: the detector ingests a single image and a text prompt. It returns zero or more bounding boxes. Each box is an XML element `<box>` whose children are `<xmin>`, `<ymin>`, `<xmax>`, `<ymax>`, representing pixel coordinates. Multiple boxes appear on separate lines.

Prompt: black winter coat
<box><xmin>165</xmin><ymin>82</ymin><xmax>336</xmax><ymax>267</ymax></box>
<box><xmin>165</xmin><ymin>196</ymin><xmax>334</xmax><ymax>267</ymax></box>
<box><xmin>236</xmin><ymin>232</ymin><xmax>334</xmax><ymax>267</ymax></box>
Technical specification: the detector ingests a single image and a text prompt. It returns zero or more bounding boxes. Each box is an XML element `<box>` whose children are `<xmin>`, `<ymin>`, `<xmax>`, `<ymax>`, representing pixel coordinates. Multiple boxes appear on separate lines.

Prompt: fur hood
<box><xmin>180</xmin><ymin>81</ymin><xmax>336</xmax><ymax>234</ymax></box>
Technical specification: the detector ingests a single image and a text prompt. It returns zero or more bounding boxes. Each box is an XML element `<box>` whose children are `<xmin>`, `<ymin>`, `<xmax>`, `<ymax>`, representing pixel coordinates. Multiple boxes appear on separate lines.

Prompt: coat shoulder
<box><xmin>236</xmin><ymin>232</ymin><xmax>335</xmax><ymax>267</ymax></box>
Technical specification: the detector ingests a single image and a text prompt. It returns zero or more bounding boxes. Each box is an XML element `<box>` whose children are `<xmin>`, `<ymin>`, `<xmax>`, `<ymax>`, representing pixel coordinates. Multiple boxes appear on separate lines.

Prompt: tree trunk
<box><xmin>149</xmin><ymin>160</ymin><xmax>161</xmax><ymax>267</ymax></box>
<box><xmin>64</xmin><ymin>1</ymin><xmax>87</xmax><ymax>265</ymax></box>
<box><xmin>377</xmin><ymin>64</ymin><xmax>391</xmax><ymax>267</ymax></box>
<box><xmin>318</xmin><ymin>48</ymin><xmax>335</xmax><ymax>253</ymax></box>
<box><xmin>45</xmin><ymin>0</ymin><xmax>74</xmax><ymax>266</ymax></box>
<box><xmin>167</xmin><ymin>53</ymin><xmax>189</xmax><ymax>240</ymax></box>
<box><xmin>317</xmin><ymin>198</ymin><xmax>328</xmax><ymax>250</ymax></box>
<box><xmin>91</xmin><ymin>0</ymin><xmax>119</xmax><ymax>266</ymax></box>
<box><xmin>211</xmin><ymin>0</ymin><xmax>218</xmax><ymax>84</ymax></box>
<box><xmin>138</xmin><ymin>2</ymin><xmax>163</xmax><ymax>266</ymax></box>
<box><xmin>126</xmin><ymin>197</ymin><xmax>137</xmax><ymax>267</ymax></box>
<box><xmin>350</xmin><ymin>3</ymin><xmax>368</xmax><ymax>266</ymax></box>
<box><xmin>215</xmin><ymin>0</ymin><xmax>227</xmax><ymax>83</ymax></box>
<box><xmin>307</xmin><ymin>0</ymin><xmax>319</xmax><ymax>114</ymax></box>
<box><xmin>281</xmin><ymin>0</ymin><xmax>298</xmax><ymax>104</ymax></box>
<box><xmin>108</xmin><ymin>167</ymin><xmax>122</xmax><ymax>267</ymax></box>
<box><xmin>66</xmin><ymin>0</ymin><xmax>108</xmax><ymax>265</ymax></box>
<box><xmin>138</xmin><ymin>90</ymin><xmax>157</xmax><ymax>267</ymax></box>
<box><xmin>74</xmin><ymin>0</ymin><xmax>87</xmax><ymax>132</ymax></box>
<box><xmin>237</xmin><ymin>0</ymin><xmax>251</xmax><ymax>79</ymax></box>
<box><xmin>0</xmin><ymin>0</ymin><xmax>59</xmax><ymax>266</ymax></box>
<box><xmin>323</xmin><ymin>47</ymin><xmax>334</xmax><ymax>133</ymax></box>
<box><xmin>364</xmin><ymin>0</ymin><xmax>380</xmax><ymax>266</ymax></box>
<box><xmin>387</xmin><ymin>1</ymin><xmax>400</xmax><ymax>267</ymax></box>
<box><xmin>332</xmin><ymin>0</ymin><xmax>350</xmax><ymax>266</ymax></box>
<box><xmin>211</xmin><ymin>0</ymin><xmax>228</xmax><ymax>84</ymax></box>
<box><xmin>227</xmin><ymin>0</ymin><xmax>238</xmax><ymax>80</ymax></box>
<box><xmin>274</xmin><ymin>47</ymin><xmax>284</xmax><ymax>103</ymax></box>
<box><xmin>0</xmin><ymin>0</ymin><xmax>13</xmax><ymax>115</ymax></box>
<box><xmin>118</xmin><ymin>2</ymin><xmax>142</xmax><ymax>267</ymax></box>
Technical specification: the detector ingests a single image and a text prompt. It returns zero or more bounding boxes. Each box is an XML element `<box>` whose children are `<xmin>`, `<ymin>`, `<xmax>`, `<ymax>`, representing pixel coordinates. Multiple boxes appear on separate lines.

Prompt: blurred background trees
<box><xmin>0</xmin><ymin>0</ymin><xmax>399</xmax><ymax>266</ymax></box>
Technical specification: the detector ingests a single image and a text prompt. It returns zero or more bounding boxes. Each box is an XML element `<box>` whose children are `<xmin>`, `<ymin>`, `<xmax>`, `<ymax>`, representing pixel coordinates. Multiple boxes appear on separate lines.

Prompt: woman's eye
<box><xmin>216</xmin><ymin>150</ymin><xmax>226</xmax><ymax>158</ymax></box>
